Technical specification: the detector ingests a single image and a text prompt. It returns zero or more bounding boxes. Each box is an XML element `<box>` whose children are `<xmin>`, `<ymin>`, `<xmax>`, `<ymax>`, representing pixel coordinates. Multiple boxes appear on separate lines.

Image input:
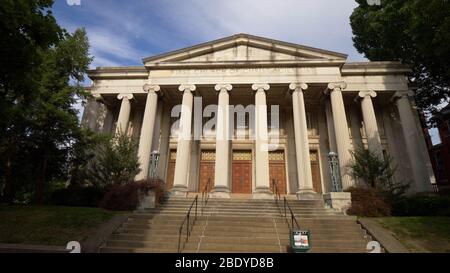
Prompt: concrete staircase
<box><xmin>100</xmin><ymin>196</ymin><xmax>371</xmax><ymax>253</ymax></box>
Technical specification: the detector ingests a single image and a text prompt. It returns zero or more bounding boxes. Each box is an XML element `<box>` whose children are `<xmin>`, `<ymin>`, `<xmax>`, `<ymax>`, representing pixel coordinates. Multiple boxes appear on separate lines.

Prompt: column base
<box><xmin>296</xmin><ymin>189</ymin><xmax>321</xmax><ymax>200</ymax></box>
<box><xmin>210</xmin><ymin>186</ymin><xmax>231</xmax><ymax>198</ymax></box>
<box><xmin>253</xmin><ymin>187</ymin><xmax>273</xmax><ymax>199</ymax></box>
<box><xmin>323</xmin><ymin>192</ymin><xmax>352</xmax><ymax>215</ymax></box>
<box><xmin>170</xmin><ymin>185</ymin><xmax>188</xmax><ymax>197</ymax></box>
<box><xmin>209</xmin><ymin>192</ymin><xmax>231</xmax><ymax>198</ymax></box>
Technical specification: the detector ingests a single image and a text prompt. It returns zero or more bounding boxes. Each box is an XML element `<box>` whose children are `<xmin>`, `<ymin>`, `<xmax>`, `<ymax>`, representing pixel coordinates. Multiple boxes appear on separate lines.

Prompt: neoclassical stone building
<box><xmin>82</xmin><ymin>34</ymin><xmax>434</xmax><ymax>202</ymax></box>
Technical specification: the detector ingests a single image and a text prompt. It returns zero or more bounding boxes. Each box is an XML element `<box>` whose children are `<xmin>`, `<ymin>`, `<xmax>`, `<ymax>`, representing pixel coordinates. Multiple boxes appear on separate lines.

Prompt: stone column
<box><xmin>328</xmin><ymin>82</ymin><xmax>354</xmax><ymax>189</ymax></box>
<box><xmin>115</xmin><ymin>93</ymin><xmax>133</xmax><ymax>135</ymax></box>
<box><xmin>212</xmin><ymin>84</ymin><xmax>232</xmax><ymax>197</ymax></box>
<box><xmin>135</xmin><ymin>84</ymin><xmax>160</xmax><ymax>181</ymax></box>
<box><xmin>358</xmin><ymin>91</ymin><xmax>383</xmax><ymax>156</ymax></box>
<box><xmin>325</xmin><ymin>100</ymin><xmax>337</xmax><ymax>153</ymax></box>
<box><xmin>289</xmin><ymin>83</ymin><xmax>315</xmax><ymax>197</ymax></box>
<box><xmin>172</xmin><ymin>84</ymin><xmax>196</xmax><ymax>196</ymax></box>
<box><xmin>393</xmin><ymin>91</ymin><xmax>432</xmax><ymax>192</ymax></box>
<box><xmin>252</xmin><ymin>84</ymin><xmax>272</xmax><ymax>198</ymax></box>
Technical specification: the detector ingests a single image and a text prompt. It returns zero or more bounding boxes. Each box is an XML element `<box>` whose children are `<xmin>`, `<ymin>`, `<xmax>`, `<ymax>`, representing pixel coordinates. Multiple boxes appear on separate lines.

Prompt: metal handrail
<box><xmin>177</xmin><ymin>195</ymin><xmax>198</xmax><ymax>253</ymax></box>
<box><xmin>272</xmin><ymin>180</ymin><xmax>300</xmax><ymax>230</ymax></box>
<box><xmin>272</xmin><ymin>179</ymin><xmax>281</xmax><ymax>206</ymax></box>
<box><xmin>201</xmin><ymin>177</ymin><xmax>212</xmax><ymax>214</ymax></box>
<box><xmin>177</xmin><ymin>178</ymin><xmax>213</xmax><ymax>253</ymax></box>
<box><xmin>283</xmin><ymin>197</ymin><xmax>300</xmax><ymax>230</ymax></box>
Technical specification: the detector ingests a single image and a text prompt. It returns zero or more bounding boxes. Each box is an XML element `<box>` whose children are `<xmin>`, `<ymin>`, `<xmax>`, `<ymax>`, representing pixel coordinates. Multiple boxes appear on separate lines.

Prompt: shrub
<box><xmin>346</xmin><ymin>186</ymin><xmax>392</xmax><ymax>217</ymax></box>
<box><xmin>348</xmin><ymin>148</ymin><xmax>409</xmax><ymax>205</ymax></box>
<box><xmin>391</xmin><ymin>195</ymin><xmax>450</xmax><ymax>216</ymax></box>
<box><xmin>349</xmin><ymin>148</ymin><xmax>396</xmax><ymax>188</ymax></box>
<box><xmin>84</xmin><ymin>133</ymin><xmax>141</xmax><ymax>188</ymax></box>
<box><xmin>50</xmin><ymin>186</ymin><xmax>106</xmax><ymax>207</ymax></box>
<box><xmin>100</xmin><ymin>179</ymin><xmax>165</xmax><ymax>211</ymax></box>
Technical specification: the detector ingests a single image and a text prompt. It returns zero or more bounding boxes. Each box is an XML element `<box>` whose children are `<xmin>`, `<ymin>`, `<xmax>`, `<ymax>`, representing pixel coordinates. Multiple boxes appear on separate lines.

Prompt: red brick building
<box><xmin>425</xmin><ymin>105</ymin><xmax>450</xmax><ymax>194</ymax></box>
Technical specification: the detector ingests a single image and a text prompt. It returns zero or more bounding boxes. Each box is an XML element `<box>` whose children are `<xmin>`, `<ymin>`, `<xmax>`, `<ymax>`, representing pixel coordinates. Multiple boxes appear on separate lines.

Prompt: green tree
<box><xmin>349</xmin><ymin>148</ymin><xmax>408</xmax><ymax>202</ymax></box>
<box><xmin>0</xmin><ymin>1</ymin><xmax>92</xmax><ymax>203</ymax></box>
<box><xmin>350</xmin><ymin>0</ymin><xmax>450</xmax><ymax>115</ymax></box>
<box><xmin>349</xmin><ymin>148</ymin><xmax>396</xmax><ymax>188</ymax></box>
<box><xmin>85</xmin><ymin>133</ymin><xmax>141</xmax><ymax>188</ymax></box>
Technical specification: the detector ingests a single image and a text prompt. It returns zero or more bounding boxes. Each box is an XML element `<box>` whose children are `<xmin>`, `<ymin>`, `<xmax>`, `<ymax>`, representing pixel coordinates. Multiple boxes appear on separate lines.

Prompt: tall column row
<box><xmin>109</xmin><ymin>81</ymin><xmax>433</xmax><ymax>197</ymax></box>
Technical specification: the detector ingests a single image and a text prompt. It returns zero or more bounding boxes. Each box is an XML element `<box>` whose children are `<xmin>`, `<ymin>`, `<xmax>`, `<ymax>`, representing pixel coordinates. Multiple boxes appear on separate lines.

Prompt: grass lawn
<box><xmin>376</xmin><ymin>217</ymin><xmax>450</xmax><ymax>253</ymax></box>
<box><xmin>0</xmin><ymin>205</ymin><xmax>116</xmax><ymax>246</ymax></box>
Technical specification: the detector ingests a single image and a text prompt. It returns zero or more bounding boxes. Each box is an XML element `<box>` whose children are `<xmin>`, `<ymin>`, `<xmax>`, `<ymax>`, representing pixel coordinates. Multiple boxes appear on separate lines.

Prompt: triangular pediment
<box><xmin>143</xmin><ymin>33</ymin><xmax>347</xmax><ymax>66</ymax></box>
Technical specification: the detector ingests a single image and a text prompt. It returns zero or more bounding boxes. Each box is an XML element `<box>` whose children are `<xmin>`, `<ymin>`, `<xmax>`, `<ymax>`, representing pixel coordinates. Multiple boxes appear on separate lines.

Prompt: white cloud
<box><xmin>87</xmin><ymin>28</ymin><xmax>146</xmax><ymax>62</ymax></box>
<box><xmin>57</xmin><ymin>0</ymin><xmax>366</xmax><ymax>68</ymax></box>
<box><xmin>150</xmin><ymin>0</ymin><xmax>364</xmax><ymax>60</ymax></box>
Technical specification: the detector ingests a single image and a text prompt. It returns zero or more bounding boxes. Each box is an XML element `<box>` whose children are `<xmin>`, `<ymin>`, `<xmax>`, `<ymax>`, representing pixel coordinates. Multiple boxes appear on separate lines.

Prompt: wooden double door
<box><xmin>198</xmin><ymin>150</ymin><xmax>215</xmax><ymax>192</ymax></box>
<box><xmin>231</xmin><ymin>150</ymin><xmax>288</xmax><ymax>194</ymax></box>
<box><xmin>166</xmin><ymin>149</ymin><xmax>177</xmax><ymax>190</ymax></box>
<box><xmin>269</xmin><ymin>151</ymin><xmax>287</xmax><ymax>194</ymax></box>
<box><xmin>231</xmin><ymin>150</ymin><xmax>253</xmax><ymax>194</ymax></box>
<box><xmin>310</xmin><ymin>150</ymin><xmax>322</xmax><ymax>194</ymax></box>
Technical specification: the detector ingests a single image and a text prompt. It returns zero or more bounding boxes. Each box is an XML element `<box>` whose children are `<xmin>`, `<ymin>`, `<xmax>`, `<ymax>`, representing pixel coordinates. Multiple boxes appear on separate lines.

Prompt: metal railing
<box><xmin>177</xmin><ymin>195</ymin><xmax>198</xmax><ymax>253</ymax></box>
<box><xmin>201</xmin><ymin>178</ymin><xmax>212</xmax><ymax>215</ymax></box>
<box><xmin>177</xmin><ymin>177</ymin><xmax>213</xmax><ymax>253</ymax></box>
<box><xmin>283</xmin><ymin>197</ymin><xmax>300</xmax><ymax>230</ymax></box>
<box><xmin>272</xmin><ymin>179</ymin><xmax>300</xmax><ymax>230</ymax></box>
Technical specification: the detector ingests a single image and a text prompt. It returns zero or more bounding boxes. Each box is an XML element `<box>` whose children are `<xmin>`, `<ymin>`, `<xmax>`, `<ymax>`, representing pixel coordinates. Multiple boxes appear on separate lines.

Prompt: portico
<box><xmin>83</xmin><ymin>34</ymin><xmax>435</xmax><ymax>200</ymax></box>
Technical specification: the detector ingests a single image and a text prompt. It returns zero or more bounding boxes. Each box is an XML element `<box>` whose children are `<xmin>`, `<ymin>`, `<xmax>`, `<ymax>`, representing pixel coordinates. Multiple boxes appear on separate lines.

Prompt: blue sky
<box><xmin>53</xmin><ymin>0</ymin><xmax>366</xmax><ymax>68</ymax></box>
<box><xmin>53</xmin><ymin>0</ymin><xmax>441</xmax><ymax>144</ymax></box>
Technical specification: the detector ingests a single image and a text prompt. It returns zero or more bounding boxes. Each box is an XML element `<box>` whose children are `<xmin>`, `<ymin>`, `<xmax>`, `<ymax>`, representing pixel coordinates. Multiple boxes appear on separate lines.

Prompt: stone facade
<box><xmin>83</xmin><ymin>34</ymin><xmax>435</xmax><ymax>201</ymax></box>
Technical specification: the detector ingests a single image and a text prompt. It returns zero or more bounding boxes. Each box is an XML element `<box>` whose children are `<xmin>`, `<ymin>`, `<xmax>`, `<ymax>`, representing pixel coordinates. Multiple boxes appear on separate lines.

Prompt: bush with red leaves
<box><xmin>346</xmin><ymin>186</ymin><xmax>391</xmax><ymax>217</ymax></box>
<box><xmin>100</xmin><ymin>179</ymin><xmax>164</xmax><ymax>211</ymax></box>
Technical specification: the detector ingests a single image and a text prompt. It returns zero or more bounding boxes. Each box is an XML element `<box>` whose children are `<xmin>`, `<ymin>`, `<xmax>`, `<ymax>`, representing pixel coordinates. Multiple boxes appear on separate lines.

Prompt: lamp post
<box><xmin>328</xmin><ymin>152</ymin><xmax>342</xmax><ymax>192</ymax></box>
<box><xmin>150</xmin><ymin>150</ymin><xmax>160</xmax><ymax>179</ymax></box>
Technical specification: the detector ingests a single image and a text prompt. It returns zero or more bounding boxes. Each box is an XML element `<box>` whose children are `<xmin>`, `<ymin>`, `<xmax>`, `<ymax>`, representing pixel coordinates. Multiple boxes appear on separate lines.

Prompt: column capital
<box><xmin>178</xmin><ymin>84</ymin><xmax>196</xmax><ymax>92</ymax></box>
<box><xmin>327</xmin><ymin>81</ymin><xmax>347</xmax><ymax>91</ymax></box>
<box><xmin>117</xmin><ymin>93</ymin><xmax>134</xmax><ymax>100</ymax></box>
<box><xmin>289</xmin><ymin>83</ymin><xmax>308</xmax><ymax>92</ymax></box>
<box><xmin>252</xmin><ymin>83</ymin><xmax>270</xmax><ymax>92</ymax></box>
<box><xmin>143</xmin><ymin>84</ymin><xmax>160</xmax><ymax>93</ymax></box>
<box><xmin>215</xmin><ymin>84</ymin><xmax>233</xmax><ymax>92</ymax></box>
<box><xmin>92</xmin><ymin>93</ymin><xmax>104</xmax><ymax>102</ymax></box>
<box><xmin>358</xmin><ymin>90</ymin><xmax>377</xmax><ymax>99</ymax></box>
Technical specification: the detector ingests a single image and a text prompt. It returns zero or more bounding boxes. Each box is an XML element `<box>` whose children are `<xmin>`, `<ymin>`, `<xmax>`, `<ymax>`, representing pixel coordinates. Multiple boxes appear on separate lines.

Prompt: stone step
<box><xmin>164</xmin><ymin>197</ymin><xmax>322</xmax><ymax>202</ymax></box>
<box><xmin>101</xmin><ymin>196</ymin><xmax>368</xmax><ymax>253</ymax></box>
<box><xmin>128</xmin><ymin>218</ymin><xmax>359</xmax><ymax>226</ymax></box>
<box><xmin>309</xmin><ymin>246</ymin><xmax>368</xmax><ymax>253</ymax></box>
<box><xmin>99</xmin><ymin>246</ymin><xmax>288</xmax><ymax>253</ymax></box>
<box><xmin>154</xmin><ymin>208</ymin><xmax>336</xmax><ymax>214</ymax></box>
<box><xmin>184</xmin><ymin>242</ymin><xmax>283</xmax><ymax>253</ymax></box>
<box><xmin>119</xmin><ymin>224</ymin><xmax>364</xmax><ymax>236</ymax></box>
<box><xmin>111</xmin><ymin>233</ymin><xmax>369</xmax><ymax>245</ymax></box>
<box><xmin>118</xmin><ymin>227</ymin><xmax>366</xmax><ymax>239</ymax></box>
<box><xmin>158</xmin><ymin>206</ymin><xmax>332</xmax><ymax>213</ymax></box>
<box><xmin>99</xmin><ymin>247</ymin><xmax>173</xmax><ymax>253</ymax></box>
<box><xmin>123</xmin><ymin>219</ymin><xmax>363</xmax><ymax>229</ymax></box>
<box><xmin>100</xmin><ymin>245</ymin><xmax>368</xmax><ymax>253</ymax></box>
<box><xmin>104</xmin><ymin>239</ymin><xmax>367</xmax><ymax>253</ymax></box>
<box><xmin>162</xmin><ymin>202</ymin><xmax>325</xmax><ymax>208</ymax></box>
<box><xmin>163</xmin><ymin>202</ymin><xmax>325</xmax><ymax>208</ymax></box>
<box><xmin>131</xmin><ymin>212</ymin><xmax>350</xmax><ymax>219</ymax></box>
